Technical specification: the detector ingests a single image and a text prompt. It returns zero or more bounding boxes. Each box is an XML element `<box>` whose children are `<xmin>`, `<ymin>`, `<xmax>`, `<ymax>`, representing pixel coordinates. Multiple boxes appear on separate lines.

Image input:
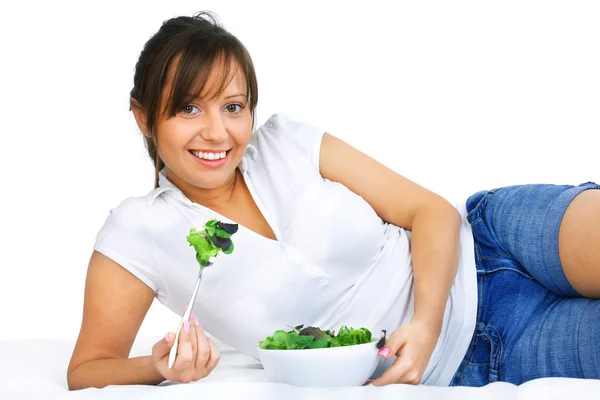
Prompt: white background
<box><xmin>1</xmin><ymin>0</ymin><xmax>599</xmax><ymax>342</ymax></box>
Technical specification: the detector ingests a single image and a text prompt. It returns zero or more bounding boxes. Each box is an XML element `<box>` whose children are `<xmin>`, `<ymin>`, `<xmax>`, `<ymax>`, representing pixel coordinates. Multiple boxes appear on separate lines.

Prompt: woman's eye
<box><xmin>225</xmin><ymin>103</ymin><xmax>243</xmax><ymax>113</ymax></box>
<box><xmin>181</xmin><ymin>105</ymin><xmax>199</xmax><ymax>115</ymax></box>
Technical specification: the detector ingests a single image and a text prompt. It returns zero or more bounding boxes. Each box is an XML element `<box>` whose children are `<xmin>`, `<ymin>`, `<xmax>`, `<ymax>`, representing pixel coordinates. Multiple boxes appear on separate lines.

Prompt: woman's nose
<box><xmin>200</xmin><ymin>113</ymin><xmax>228</xmax><ymax>142</ymax></box>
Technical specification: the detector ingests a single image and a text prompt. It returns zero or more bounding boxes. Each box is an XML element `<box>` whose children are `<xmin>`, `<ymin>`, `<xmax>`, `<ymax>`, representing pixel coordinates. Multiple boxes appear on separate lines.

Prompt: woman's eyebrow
<box><xmin>223</xmin><ymin>93</ymin><xmax>247</xmax><ymax>99</ymax></box>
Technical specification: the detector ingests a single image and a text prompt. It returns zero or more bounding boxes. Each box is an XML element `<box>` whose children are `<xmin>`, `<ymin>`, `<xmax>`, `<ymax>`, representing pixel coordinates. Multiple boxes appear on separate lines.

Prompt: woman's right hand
<box><xmin>151</xmin><ymin>314</ymin><xmax>221</xmax><ymax>383</ymax></box>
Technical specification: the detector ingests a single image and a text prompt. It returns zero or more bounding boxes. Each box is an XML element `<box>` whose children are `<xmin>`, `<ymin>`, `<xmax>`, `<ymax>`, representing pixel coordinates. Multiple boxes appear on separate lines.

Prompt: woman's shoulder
<box><xmin>104</xmin><ymin>186</ymin><xmax>180</xmax><ymax>219</ymax></box>
<box><xmin>94</xmin><ymin>194</ymin><xmax>168</xmax><ymax>295</ymax></box>
<box><xmin>97</xmin><ymin>195</ymin><xmax>149</xmax><ymax>234</ymax></box>
<box><xmin>251</xmin><ymin>113</ymin><xmax>326</xmax><ymax>170</ymax></box>
<box><xmin>94</xmin><ymin>192</ymin><xmax>175</xmax><ymax>256</ymax></box>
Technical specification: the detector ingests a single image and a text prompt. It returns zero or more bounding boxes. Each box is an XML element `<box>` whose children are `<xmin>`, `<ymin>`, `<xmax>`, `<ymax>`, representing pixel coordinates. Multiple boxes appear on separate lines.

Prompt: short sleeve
<box><xmin>259</xmin><ymin>113</ymin><xmax>326</xmax><ymax>172</ymax></box>
<box><xmin>93</xmin><ymin>197</ymin><xmax>162</xmax><ymax>294</ymax></box>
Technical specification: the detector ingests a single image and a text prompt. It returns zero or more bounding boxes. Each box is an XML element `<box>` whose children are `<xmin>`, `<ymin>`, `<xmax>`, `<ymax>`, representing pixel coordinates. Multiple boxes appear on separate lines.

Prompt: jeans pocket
<box><xmin>455</xmin><ymin>324</ymin><xmax>504</xmax><ymax>387</ymax></box>
<box><xmin>470</xmin><ymin>218</ymin><xmax>508</xmax><ymax>264</ymax></box>
<box><xmin>466</xmin><ymin>188</ymin><xmax>500</xmax><ymax>222</ymax></box>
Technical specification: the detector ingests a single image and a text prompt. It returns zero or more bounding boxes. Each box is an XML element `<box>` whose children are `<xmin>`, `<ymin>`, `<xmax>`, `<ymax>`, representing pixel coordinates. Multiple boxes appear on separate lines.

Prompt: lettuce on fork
<box><xmin>186</xmin><ymin>219</ymin><xmax>239</xmax><ymax>268</ymax></box>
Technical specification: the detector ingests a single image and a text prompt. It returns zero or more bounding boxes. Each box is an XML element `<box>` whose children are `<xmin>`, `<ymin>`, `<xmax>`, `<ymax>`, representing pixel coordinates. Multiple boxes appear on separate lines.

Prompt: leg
<box><xmin>505</xmin><ymin>295</ymin><xmax>600</xmax><ymax>383</ymax></box>
<box><xmin>470</xmin><ymin>181</ymin><xmax>600</xmax><ymax>298</ymax></box>
<box><xmin>450</xmin><ymin>248</ymin><xmax>600</xmax><ymax>385</ymax></box>
<box><xmin>559</xmin><ymin>189</ymin><xmax>600</xmax><ymax>298</ymax></box>
<box><xmin>454</xmin><ymin>185</ymin><xmax>600</xmax><ymax>386</ymax></box>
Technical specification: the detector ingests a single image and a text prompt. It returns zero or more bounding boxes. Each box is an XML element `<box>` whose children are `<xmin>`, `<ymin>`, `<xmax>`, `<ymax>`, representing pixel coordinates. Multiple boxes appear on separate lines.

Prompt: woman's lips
<box><xmin>189</xmin><ymin>150</ymin><xmax>229</xmax><ymax>168</ymax></box>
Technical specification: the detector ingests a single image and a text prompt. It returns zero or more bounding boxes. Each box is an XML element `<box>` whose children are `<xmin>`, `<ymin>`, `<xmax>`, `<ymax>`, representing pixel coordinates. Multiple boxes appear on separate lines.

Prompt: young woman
<box><xmin>67</xmin><ymin>11</ymin><xmax>600</xmax><ymax>390</ymax></box>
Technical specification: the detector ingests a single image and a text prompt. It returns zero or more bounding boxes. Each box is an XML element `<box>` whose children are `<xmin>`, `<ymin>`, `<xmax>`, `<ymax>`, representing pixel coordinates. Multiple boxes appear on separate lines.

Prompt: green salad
<box><xmin>186</xmin><ymin>219</ymin><xmax>239</xmax><ymax>268</ymax></box>
<box><xmin>259</xmin><ymin>324</ymin><xmax>387</xmax><ymax>350</ymax></box>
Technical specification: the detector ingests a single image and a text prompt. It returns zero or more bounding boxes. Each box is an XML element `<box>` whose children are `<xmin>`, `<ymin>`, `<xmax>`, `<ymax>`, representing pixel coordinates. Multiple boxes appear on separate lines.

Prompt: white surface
<box><xmin>1</xmin><ymin>336</ymin><xmax>600</xmax><ymax>400</ymax></box>
<box><xmin>1</xmin><ymin>0</ymin><xmax>599</xmax><ymax>344</ymax></box>
<box><xmin>257</xmin><ymin>339</ymin><xmax>380</xmax><ymax>387</ymax></box>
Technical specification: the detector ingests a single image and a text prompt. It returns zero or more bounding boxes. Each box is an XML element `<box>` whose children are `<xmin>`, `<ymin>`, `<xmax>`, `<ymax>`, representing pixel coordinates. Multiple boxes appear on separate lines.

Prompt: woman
<box><xmin>66</xmin><ymin>12</ymin><xmax>600</xmax><ymax>390</ymax></box>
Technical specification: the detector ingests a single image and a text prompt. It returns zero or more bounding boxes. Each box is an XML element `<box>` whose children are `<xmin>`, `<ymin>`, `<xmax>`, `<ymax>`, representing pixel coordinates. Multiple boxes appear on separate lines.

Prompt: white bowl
<box><xmin>257</xmin><ymin>338</ymin><xmax>381</xmax><ymax>387</ymax></box>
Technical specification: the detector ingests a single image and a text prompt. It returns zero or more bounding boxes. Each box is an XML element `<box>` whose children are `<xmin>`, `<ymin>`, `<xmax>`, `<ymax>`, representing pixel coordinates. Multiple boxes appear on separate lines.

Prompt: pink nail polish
<box><xmin>184</xmin><ymin>320</ymin><xmax>190</xmax><ymax>334</ymax></box>
<box><xmin>379</xmin><ymin>347</ymin><xmax>392</xmax><ymax>357</ymax></box>
<box><xmin>192</xmin><ymin>313</ymin><xmax>200</xmax><ymax>326</ymax></box>
<box><xmin>165</xmin><ymin>333</ymin><xmax>170</xmax><ymax>343</ymax></box>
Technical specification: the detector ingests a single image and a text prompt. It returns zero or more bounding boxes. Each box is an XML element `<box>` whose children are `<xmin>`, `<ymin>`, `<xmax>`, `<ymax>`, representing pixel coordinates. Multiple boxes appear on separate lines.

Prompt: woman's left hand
<box><xmin>368</xmin><ymin>318</ymin><xmax>440</xmax><ymax>386</ymax></box>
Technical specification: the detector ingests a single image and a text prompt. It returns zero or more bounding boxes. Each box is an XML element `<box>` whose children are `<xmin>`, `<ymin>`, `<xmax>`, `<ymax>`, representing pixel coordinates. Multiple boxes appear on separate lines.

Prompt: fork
<box><xmin>168</xmin><ymin>262</ymin><xmax>210</xmax><ymax>369</ymax></box>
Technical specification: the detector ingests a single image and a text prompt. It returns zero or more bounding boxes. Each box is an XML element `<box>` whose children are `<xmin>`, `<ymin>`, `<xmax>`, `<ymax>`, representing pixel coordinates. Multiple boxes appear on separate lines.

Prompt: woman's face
<box><xmin>149</xmin><ymin>60</ymin><xmax>253</xmax><ymax>195</ymax></box>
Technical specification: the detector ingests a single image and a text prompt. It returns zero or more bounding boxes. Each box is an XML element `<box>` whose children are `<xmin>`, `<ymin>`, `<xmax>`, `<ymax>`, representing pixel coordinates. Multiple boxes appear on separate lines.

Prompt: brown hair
<box><xmin>129</xmin><ymin>11</ymin><xmax>258</xmax><ymax>187</ymax></box>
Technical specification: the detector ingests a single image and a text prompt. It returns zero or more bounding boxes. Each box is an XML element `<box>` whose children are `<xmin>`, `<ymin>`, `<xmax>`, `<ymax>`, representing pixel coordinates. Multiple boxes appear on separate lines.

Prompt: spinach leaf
<box><xmin>285</xmin><ymin>332</ymin><xmax>315</xmax><ymax>349</ymax></box>
<box><xmin>307</xmin><ymin>336</ymin><xmax>330</xmax><ymax>349</ymax></box>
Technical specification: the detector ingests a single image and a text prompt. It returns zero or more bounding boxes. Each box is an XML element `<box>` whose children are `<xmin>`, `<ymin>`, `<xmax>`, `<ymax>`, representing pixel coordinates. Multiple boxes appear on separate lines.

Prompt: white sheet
<box><xmin>1</xmin><ymin>335</ymin><xmax>599</xmax><ymax>400</ymax></box>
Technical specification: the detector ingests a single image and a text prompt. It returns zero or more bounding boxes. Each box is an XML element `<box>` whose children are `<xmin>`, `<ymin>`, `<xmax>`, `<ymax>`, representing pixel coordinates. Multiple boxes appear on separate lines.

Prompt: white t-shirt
<box><xmin>93</xmin><ymin>113</ymin><xmax>477</xmax><ymax>386</ymax></box>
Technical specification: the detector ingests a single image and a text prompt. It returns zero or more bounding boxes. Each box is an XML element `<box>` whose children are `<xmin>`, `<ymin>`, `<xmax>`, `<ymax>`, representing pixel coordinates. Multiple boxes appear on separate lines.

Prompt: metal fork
<box><xmin>168</xmin><ymin>262</ymin><xmax>210</xmax><ymax>369</ymax></box>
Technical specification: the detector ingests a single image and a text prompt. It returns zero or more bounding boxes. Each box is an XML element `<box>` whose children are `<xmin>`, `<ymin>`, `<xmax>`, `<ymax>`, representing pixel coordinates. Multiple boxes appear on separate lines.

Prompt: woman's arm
<box><xmin>67</xmin><ymin>251</ymin><xmax>163</xmax><ymax>390</ymax></box>
<box><xmin>407</xmin><ymin>203</ymin><xmax>461</xmax><ymax>335</ymax></box>
<box><xmin>319</xmin><ymin>133</ymin><xmax>461</xmax><ymax>383</ymax></box>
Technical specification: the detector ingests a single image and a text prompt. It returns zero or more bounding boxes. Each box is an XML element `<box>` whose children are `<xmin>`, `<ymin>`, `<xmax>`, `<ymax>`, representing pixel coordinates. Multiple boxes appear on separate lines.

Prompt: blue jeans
<box><xmin>450</xmin><ymin>181</ymin><xmax>600</xmax><ymax>387</ymax></box>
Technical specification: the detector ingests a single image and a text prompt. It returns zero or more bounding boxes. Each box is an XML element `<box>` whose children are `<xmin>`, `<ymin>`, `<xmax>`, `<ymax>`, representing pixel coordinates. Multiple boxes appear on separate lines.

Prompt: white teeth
<box><xmin>191</xmin><ymin>150</ymin><xmax>227</xmax><ymax>160</ymax></box>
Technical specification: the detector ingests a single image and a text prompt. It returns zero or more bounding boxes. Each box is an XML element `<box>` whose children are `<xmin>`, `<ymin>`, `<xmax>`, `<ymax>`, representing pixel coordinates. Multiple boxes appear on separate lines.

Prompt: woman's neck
<box><xmin>166</xmin><ymin>167</ymin><xmax>242</xmax><ymax>210</ymax></box>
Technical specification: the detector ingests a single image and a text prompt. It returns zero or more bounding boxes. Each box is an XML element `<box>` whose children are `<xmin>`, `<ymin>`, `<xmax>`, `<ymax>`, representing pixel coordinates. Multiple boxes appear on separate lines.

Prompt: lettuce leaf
<box><xmin>186</xmin><ymin>219</ymin><xmax>238</xmax><ymax>269</ymax></box>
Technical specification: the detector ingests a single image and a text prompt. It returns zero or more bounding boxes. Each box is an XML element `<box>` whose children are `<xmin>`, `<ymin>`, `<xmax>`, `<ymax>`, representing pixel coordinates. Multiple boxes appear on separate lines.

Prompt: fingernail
<box><xmin>165</xmin><ymin>333</ymin><xmax>170</xmax><ymax>343</ymax></box>
<box><xmin>184</xmin><ymin>320</ymin><xmax>190</xmax><ymax>334</ymax></box>
<box><xmin>379</xmin><ymin>347</ymin><xmax>392</xmax><ymax>357</ymax></box>
<box><xmin>192</xmin><ymin>313</ymin><xmax>200</xmax><ymax>326</ymax></box>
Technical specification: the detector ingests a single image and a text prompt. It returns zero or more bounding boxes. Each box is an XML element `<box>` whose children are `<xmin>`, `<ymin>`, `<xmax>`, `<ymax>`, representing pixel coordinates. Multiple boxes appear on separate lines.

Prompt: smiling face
<box><xmin>134</xmin><ymin>54</ymin><xmax>254</xmax><ymax>200</ymax></box>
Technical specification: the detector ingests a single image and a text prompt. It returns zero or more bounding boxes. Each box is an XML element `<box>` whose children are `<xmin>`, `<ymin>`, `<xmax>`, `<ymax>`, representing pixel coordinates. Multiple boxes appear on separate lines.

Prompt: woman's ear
<box><xmin>130</xmin><ymin>99</ymin><xmax>151</xmax><ymax>138</ymax></box>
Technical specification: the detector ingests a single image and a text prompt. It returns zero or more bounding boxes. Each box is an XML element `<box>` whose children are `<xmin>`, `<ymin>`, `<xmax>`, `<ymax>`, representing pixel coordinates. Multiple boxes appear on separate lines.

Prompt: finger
<box><xmin>205</xmin><ymin>337</ymin><xmax>221</xmax><ymax>372</ymax></box>
<box><xmin>370</xmin><ymin>358</ymin><xmax>412</xmax><ymax>386</ymax></box>
<box><xmin>378</xmin><ymin>328</ymin><xmax>408</xmax><ymax>359</ymax></box>
<box><xmin>173</xmin><ymin>320</ymin><xmax>194</xmax><ymax>371</ymax></box>
<box><xmin>192</xmin><ymin>316</ymin><xmax>211</xmax><ymax>369</ymax></box>
<box><xmin>188</xmin><ymin>318</ymin><xmax>199</xmax><ymax>365</ymax></box>
<box><xmin>153</xmin><ymin>332</ymin><xmax>175</xmax><ymax>357</ymax></box>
